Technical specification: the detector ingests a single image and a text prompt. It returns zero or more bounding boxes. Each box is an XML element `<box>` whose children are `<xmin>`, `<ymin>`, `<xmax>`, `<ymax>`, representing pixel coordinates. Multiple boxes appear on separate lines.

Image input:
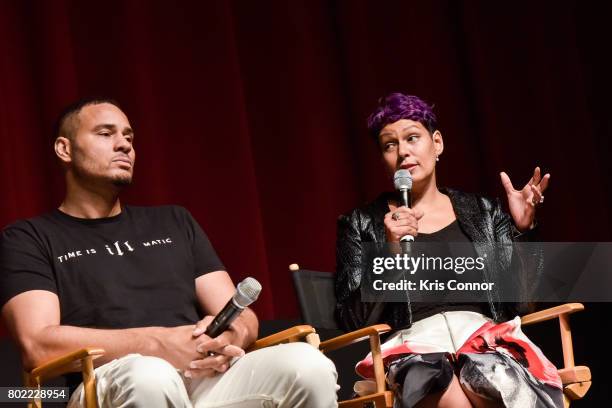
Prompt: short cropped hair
<box><xmin>367</xmin><ymin>93</ymin><xmax>437</xmax><ymax>139</ymax></box>
<box><xmin>54</xmin><ymin>97</ymin><xmax>121</xmax><ymax>141</ymax></box>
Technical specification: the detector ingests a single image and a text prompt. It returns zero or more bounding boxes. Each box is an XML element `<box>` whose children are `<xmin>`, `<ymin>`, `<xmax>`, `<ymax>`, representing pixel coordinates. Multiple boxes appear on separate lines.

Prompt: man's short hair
<box><xmin>367</xmin><ymin>93</ymin><xmax>438</xmax><ymax>139</ymax></box>
<box><xmin>54</xmin><ymin>97</ymin><xmax>122</xmax><ymax>142</ymax></box>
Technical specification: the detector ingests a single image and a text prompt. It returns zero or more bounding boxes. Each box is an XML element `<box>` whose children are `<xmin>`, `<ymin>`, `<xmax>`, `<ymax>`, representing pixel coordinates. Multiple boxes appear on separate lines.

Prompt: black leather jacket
<box><xmin>335</xmin><ymin>188</ymin><xmax>541</xmax><ymax>332</ymax></box>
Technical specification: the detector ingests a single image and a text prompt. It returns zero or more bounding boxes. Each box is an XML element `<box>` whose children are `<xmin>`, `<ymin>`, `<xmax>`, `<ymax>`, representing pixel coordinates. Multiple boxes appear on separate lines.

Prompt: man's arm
<box><xmin>194</xmin><ymin>270</ymin><xmax>259</xmax><ymax>349</ymax></box>
<box><xmin>1</xmin><ymin>290</ymin><xmax>201</xmax><ymax>372</ymax></box>
<box><xmin>182</xmin><ymin>271</ymin><xmax>259</xmax><ymax>378</ymax></box>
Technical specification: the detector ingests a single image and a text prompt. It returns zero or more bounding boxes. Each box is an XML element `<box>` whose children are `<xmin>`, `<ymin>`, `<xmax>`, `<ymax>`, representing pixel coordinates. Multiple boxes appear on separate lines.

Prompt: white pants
<box><xmin>67</xmin><ymin>342</ymin><xmax>338</xmax><ymax>408</ymax></box>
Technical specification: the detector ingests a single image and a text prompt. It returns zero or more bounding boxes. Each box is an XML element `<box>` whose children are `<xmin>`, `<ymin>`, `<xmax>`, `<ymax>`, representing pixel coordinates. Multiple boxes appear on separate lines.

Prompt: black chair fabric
<box><xmin>291</xmin><ymin>269</ymin><xmax>339</xmax><ymax>330</ymax></box>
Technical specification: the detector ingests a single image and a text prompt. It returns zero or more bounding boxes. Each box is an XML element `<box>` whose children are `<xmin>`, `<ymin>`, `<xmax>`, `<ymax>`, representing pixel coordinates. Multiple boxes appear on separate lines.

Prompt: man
<box><xmin>0</xmin><ymin>99</ymin><xmax>338</xmax><ymax>407</ymax></box>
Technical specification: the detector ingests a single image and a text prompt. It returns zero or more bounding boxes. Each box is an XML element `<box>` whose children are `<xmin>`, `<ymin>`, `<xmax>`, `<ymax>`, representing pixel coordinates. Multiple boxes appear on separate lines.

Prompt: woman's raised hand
<box><xmin>500</xmin><ymin>166</ymin><xmax>550</xmax><ymax>232</ymax></box>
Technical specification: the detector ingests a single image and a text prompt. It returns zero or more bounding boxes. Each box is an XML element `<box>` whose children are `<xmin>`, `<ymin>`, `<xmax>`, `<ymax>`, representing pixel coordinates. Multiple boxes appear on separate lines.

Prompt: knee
<box><xmin>108</xmin><ymin>355</ymin><xmax>187</xmax><ymax>405</ymax></box>
<box><xmin>123</xmin><ymin>355</ymin><xmax>180</xmax><ymax>388</ymax></box>
<box><xmin>269</xmin><ymin>342</ymin><xmax>338</xmax><ymax>392</ymax></box>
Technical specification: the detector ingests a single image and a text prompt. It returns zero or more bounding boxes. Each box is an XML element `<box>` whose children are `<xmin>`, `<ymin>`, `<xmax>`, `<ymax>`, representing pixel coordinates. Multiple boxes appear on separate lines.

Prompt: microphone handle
<box><xmin>400</xmin><ymin>188</ymin><xmax>411</xmax><ymax>208</ymax></box>
<box><xmin>205</xmin><ymin>299</ymin><xmax>244</xmax><ymax>338</ymax></box>
<box><xmin>399</xmin><ymin>188</ymin><xmax>414</xmax><ymax>242</ymax></box>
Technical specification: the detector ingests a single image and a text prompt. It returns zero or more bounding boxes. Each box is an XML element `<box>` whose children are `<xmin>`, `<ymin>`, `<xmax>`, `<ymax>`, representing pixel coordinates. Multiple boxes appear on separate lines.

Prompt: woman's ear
<box><xmin>432</xmin><ymin>130</ymin><xmax>444</xmax><ymax>157</ymax></box>
<box><xmin>54</xmin><ymin>137</ymin><xmax>72</xmax><ymax>164</ymax></box>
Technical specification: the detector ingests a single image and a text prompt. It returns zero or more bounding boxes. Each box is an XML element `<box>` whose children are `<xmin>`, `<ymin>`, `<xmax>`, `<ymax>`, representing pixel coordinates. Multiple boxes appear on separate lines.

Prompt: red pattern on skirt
<box><xmin>356</xmin><ymin>317</ymin><xmax>562</xmax><ymax>389</ymax></box>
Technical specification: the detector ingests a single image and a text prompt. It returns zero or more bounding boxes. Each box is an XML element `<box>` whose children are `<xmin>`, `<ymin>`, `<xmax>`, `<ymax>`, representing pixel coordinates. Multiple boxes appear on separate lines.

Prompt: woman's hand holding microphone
<box><xmin>384</xmin><ymin>206</ymin><xmax>424</xmax><ymax>242</ymax></box>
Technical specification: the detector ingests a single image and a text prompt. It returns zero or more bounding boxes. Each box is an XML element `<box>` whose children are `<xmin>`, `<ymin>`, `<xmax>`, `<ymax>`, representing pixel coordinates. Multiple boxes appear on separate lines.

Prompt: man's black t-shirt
<box><xmin>0</xmin><ymin>205</ymin><xmax>224</xmax><ymax>328</ymax></box>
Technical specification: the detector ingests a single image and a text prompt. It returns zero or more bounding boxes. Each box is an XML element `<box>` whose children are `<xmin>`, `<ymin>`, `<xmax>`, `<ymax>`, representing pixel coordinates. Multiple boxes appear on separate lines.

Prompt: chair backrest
<box><xmin>291</xmin><ymin>265</ymin><xmax>394</xmax><ymax>405</ymax></box>
<box><xmin>291</xmin><ymin>268</ymin><xmax>339</xmax><ymax>330</ymax></box>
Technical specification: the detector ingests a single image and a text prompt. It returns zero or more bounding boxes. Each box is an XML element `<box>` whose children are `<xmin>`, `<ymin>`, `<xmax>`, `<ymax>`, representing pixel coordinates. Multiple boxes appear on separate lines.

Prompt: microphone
<box><xmin>393</xmin><ymin>169</ymin><xmax>414</xmax><ymax>242</ymax></box>
<box><xmin>205</xmin><ymin>277</ymin><xmax>262</xmax><ymax>338</ymax></box>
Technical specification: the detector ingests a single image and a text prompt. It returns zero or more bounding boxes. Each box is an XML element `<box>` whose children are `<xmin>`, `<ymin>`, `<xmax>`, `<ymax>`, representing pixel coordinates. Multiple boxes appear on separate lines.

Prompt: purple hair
<box><xmin>367</xmin><ymin>93</ymin><xmax>437</xmax><ymax>138</ymax></box>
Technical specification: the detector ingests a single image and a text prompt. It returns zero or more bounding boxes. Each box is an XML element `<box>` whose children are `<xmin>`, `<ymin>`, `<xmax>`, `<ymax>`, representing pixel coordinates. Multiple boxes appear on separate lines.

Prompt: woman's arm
<box><xmin>491</xmin><ymin>198</ymin><xmax>542</xmax><ymax>317</ymax></box>
<box><xmin>335</xmin><ymin>211</ymin><xmax>383</xmax><ymax>331</ymax></box>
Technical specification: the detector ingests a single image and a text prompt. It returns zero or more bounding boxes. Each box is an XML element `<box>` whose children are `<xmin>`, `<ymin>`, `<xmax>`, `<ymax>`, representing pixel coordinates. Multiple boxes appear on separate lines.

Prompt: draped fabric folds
<box><xmin>0</xmin><ymin>1</ymin><xmax>610</xmax><ymax>323</ymax></box>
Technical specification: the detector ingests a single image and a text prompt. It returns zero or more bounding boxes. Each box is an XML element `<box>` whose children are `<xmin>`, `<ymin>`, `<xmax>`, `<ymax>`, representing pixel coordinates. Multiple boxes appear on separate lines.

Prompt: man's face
<box><xmin>69</xmin><ymin>103</ymin><xmax>136</xmax><ymax>187</ymax></box>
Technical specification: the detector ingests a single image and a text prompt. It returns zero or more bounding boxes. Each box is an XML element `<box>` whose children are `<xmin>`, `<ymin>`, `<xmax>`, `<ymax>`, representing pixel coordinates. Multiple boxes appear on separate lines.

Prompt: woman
<box><xmin>335</xmin><ymin>93</ymin><xmax>560</xmax><ymax>408</ymax></box>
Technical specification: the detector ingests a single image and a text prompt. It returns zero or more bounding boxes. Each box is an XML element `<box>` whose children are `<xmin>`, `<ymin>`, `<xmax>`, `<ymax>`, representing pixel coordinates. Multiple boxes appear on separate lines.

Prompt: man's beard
<box><xmin>112</xmin><ymin>174</ymin><xmax>133</xmax><ymax>187</ymax></box>
<box><xmin>71</xmin><ymin>161</ymin><xmax>133</xmax><ymax>188</ymax></box>
<box><xmin>71</xmin><ymin>147</ymin><xmax>134</xmax><ymax>188</ymax></box>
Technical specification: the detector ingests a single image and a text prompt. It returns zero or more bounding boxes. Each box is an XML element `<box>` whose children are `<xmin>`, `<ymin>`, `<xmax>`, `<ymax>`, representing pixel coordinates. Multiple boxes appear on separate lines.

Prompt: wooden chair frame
<box><xmin>251</xmin><ymin>324</ymin><xmax>394</xmax><ymax>408</ymax></box>
<box><xmin>520</xmin><ymin>303</ymin><xmax>591</xmax><ymax>408</ymax></box>
<box><xmin>24</xmin><ymin>348</ymin><xmax>104</xmax><ymax>408</ymax></box>
<box><xmin>24</xmin><ymin>323</ymin><xmax>390</xmax><ymax>408</ymax></box>
<box><xmin>289</xmin><ymin>263</ymin><xmax>591</xmax><ymax>408</ymax></box>
<box><xmin>22</xmin><ymin>288</ymin><xmax>590</xmax><ymax>408</ymax></box>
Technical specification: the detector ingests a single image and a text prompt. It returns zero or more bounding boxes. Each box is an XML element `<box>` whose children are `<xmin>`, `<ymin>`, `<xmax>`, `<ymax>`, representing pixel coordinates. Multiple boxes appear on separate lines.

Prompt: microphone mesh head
<box><xmin>394</xmin><ymin>169</ymin><xmax>413</xmax><ymax>191</ymax></box>
<box><xmin>235</xmin><ymin>277</ymin><xmax>262</xmax><ymax>307</ymax></box>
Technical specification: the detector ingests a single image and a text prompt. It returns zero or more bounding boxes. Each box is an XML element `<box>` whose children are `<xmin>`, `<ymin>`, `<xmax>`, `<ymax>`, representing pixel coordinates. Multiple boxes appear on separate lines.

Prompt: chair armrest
<box><xmin>521</xmin><ymin>303</ymin><xmax>584</xmax><ymax>326</ymax></box>
<box><xmin>559</xmin><ymin>366</ymin><xmax>591</xmax><ymax>384</ymax></box>
<box><xmin>522</xmin><ymin>303</ymin><xmax>587</xmax><ymax>372</ymax></box>
<box><xmin>248</xmin><ymin>325</ymin><xmax>316</xmax><ymax>352</ymax></box>
<box><xmin>29</xmin><ymin>348</ymin><xmax>105</xmax><ymax>383</ymax></box>
<box><xmin>319</xmin><ymin>324</ymin><xmax>391</xmax><ymax>353</ymax></box>
<box><xmin>320</xmin><ymin>324</ymin><xmax>392</xmax><ymax>395</ymax></box>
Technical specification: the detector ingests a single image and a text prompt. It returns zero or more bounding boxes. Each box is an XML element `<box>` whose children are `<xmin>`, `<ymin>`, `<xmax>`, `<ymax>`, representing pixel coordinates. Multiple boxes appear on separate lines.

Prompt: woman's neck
<box><xmin>410</xmin><ymin>177</ymin><xmax>443</xmax><ymax>210</ymax></box>
<box><xmin>392</xmin><ymin>179</ymin><xmax>455</xmax><ymax>233</ymax></box>
<box><xmin>388</xmin><ymin>178</ymin><xmax>446</xmax><ymax>213</ymax></box>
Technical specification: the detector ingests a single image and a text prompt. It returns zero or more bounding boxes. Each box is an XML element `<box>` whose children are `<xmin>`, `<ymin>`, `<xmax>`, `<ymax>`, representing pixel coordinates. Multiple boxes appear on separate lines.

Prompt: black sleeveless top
<box><xmin>410</xmin><ymin>220</ymin><xmax>492</xmax><ymax>322</ymax></box>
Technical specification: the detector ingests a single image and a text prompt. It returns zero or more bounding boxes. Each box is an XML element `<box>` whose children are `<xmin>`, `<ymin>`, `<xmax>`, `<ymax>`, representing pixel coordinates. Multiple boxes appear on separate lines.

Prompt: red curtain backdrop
<box><xmin>2</xmin><ymin>1</ymin><xmax>611</xmax><ymax>403</ymax></box>
<box><xmin>1</xmin><ymin>0</ymin><xmax>611</xmax><ymax>320</ymax></box>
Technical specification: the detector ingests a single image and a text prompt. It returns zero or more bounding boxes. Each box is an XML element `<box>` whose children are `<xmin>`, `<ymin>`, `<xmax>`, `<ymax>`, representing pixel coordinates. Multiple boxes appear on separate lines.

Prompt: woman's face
<box><xmin>378</xmin><ymin>119</ymin><xmax>443</xmax><ymax>186</ymax></box>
